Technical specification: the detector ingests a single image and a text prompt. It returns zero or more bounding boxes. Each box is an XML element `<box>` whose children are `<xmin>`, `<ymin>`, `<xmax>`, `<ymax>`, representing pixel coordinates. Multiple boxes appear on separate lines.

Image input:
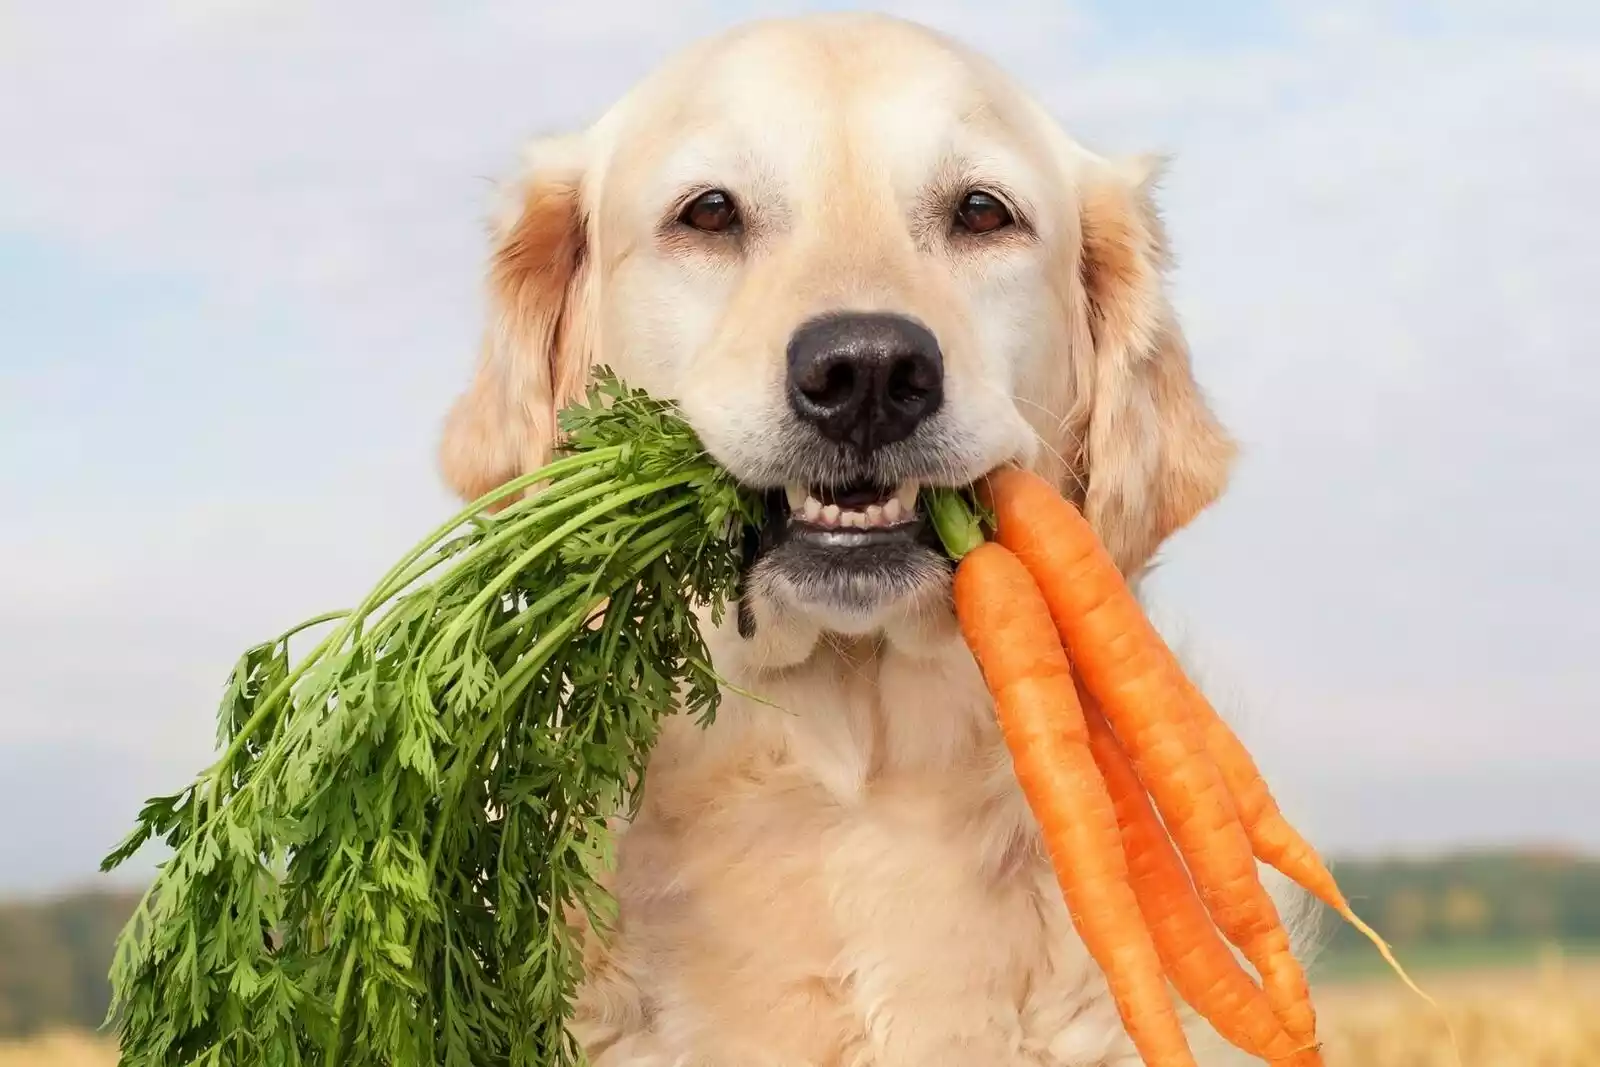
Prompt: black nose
<box><xmin>785</xmin><ymin>312</ymin><xmax>944</xmax><ymax>453</ymax></box>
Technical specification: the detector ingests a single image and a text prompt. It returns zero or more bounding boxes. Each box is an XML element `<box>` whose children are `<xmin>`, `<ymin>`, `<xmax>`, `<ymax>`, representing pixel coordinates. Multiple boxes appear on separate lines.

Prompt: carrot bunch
<box><xmin>939</xmin><ymin>467</ymin><xmax>1438</xmax><ymax>1066</ymax></box>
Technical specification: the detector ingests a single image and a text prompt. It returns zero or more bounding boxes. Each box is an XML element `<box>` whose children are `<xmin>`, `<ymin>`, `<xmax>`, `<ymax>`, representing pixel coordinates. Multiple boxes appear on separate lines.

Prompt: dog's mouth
<box><xmin>740</xmin><ymin>477</ymin><xmax>950</xmax><ymax>620</ymax></box>
<box><xmin>776</xmin><ymin>479</ymin><xmax>924</xmax><ymax>540</ymax></box>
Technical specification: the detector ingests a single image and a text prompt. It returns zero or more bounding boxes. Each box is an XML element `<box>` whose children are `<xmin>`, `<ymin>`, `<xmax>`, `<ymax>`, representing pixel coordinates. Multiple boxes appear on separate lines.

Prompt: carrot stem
<box><xmin>926</xmin><ymin>487</ymin><xmax>987</xmax><ymax>560</ymax></box>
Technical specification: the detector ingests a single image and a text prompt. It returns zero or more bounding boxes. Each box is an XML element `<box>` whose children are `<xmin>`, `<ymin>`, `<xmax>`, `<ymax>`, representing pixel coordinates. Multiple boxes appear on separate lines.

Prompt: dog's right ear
<box><xmin>1071</xmin><ymin>154</ymin><xmax>1236</xmax><ymax>577</ymax></box>
<box><xmin>439</xmin><ymin>134</ymin><xmax>593</xmax><ymax>504</ymax></box>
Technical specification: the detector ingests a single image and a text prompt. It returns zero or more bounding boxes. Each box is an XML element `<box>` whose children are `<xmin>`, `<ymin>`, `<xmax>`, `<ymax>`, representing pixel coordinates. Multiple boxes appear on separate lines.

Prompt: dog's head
<box><xmin>440</xmin><ymin>14</ymin><xmax>1233</xmax><ymax>645</ymax></box>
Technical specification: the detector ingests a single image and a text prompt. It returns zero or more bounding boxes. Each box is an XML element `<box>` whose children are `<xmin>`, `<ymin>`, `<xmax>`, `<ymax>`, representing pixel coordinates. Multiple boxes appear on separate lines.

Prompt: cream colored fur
<box><xmin>438</xmin><ymin>14</ymin><xmax>1319</xmax><ymax>1065</ymax></box>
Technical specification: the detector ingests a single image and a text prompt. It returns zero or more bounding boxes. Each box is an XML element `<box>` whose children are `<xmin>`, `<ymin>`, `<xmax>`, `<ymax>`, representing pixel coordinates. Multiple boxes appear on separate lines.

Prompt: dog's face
<box><xmin>440</xmin><ymin>14</ymin><xmax>1235</xmax><ymax>643</ymax></box>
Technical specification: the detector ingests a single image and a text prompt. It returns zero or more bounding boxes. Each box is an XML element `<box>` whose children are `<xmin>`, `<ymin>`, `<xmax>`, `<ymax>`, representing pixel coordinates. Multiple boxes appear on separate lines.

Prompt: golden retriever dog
<box><xmin>438</xmin><ymin>13</ymin><xmax>1313</xmax><ymax>1065</ymax></box>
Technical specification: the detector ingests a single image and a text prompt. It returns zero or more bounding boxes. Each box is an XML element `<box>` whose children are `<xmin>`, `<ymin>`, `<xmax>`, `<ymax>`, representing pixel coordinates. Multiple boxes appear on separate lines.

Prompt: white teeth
<box><xmin>895</xmin><ymin>481</ymin><xmax>920</xmax><ymax>513</ymax></box>
<box><xmin>790</xmin><ymin>482</ymin><xmax>922</xmax><ymax>529</ymax></box>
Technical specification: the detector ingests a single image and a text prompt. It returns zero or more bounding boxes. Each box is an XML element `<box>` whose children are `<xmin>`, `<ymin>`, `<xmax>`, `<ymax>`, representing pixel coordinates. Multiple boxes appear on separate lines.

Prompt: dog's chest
<box><xmin>573</xmin><ymin>643</ymin><xmax>1152</xmax><ymax>1067</ymax></box>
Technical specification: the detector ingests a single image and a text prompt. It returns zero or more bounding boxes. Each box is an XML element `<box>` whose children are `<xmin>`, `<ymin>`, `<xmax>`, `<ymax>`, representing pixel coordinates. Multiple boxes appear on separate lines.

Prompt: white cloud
<box><xmin>0</xmin><ymin>2</ymin><xmax>720</xmax><ymax>332</ymax></box>
<box><xmin>2</xmin><ymin>0</ymin><xmax>1598</xmax><ymax>888</ymax></box>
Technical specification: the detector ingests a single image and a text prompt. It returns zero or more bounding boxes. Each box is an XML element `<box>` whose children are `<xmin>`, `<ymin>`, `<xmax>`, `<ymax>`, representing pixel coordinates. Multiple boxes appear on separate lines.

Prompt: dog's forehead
<box><xmin>596</xmin><ymin>18</ymin><xmax>1033</xmax><ymax>215</ymax></box>
<box><xmin>707</xmin><ymin>18</ymin><xmax>980</xmax><ymax>114</ymax></box>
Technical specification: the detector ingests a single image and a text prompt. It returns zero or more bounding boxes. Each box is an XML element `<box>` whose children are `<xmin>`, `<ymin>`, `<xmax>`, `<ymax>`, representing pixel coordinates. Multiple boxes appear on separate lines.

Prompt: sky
<box><xmin>1</xmin><ymin>0</ymin><xmax>1597</xmax><ymax>894</ymax></box>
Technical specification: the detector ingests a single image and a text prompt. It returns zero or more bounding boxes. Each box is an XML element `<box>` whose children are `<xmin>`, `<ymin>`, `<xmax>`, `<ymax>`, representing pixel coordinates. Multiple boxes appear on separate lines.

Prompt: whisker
<box><xmin>968</xmin><ymin>378</ymin><xmax>1078</xmax><ymax>481</ymax></box>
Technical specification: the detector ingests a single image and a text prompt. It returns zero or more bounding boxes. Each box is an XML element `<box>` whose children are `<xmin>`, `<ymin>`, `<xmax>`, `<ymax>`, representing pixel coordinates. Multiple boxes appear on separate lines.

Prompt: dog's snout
<box><xmin>785</xmin><ymin>312</ymin><xmax>944</xmax><ymax>453</ymax></box>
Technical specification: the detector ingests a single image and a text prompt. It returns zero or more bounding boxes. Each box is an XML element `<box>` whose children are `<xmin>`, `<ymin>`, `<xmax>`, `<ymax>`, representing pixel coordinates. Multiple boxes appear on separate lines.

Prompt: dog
<box><xmin>437</xmin><ymin>13</ymin><xmax>1312</xmax><ymax>1065</ymax></box>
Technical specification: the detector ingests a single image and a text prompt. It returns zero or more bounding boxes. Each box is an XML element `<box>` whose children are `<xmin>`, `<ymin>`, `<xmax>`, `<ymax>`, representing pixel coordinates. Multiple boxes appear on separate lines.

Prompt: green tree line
<box><xmin>0</xmin><ymin>887</ymin><xmax>142</xmax><ymax>1037</ymax></box>
<box><xmin>1318</xmin><ymin>849</ymin><xmax>1600</xmax><ymax>954</ymax></box>
<box><xmin>2</xmin><ymin>850</ymin><xmax>1598</xmax><ymax>1037</ymax></box>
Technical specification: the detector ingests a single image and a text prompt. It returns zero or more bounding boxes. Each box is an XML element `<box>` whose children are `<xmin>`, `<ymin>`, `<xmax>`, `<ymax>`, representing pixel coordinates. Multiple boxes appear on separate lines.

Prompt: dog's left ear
<box><xmin>439</xmin><ymin>134</ymin><xmax>594</xmax><ymax>505</ymax></box>
<box><xmin>1075</xmin><ymin>155</ymin><xmax>1236</xmax><ymax>577</ymax></box>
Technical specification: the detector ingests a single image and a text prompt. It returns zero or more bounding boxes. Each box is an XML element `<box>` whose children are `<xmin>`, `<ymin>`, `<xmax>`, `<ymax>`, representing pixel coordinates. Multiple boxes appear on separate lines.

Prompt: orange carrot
<box><xmin>983</xmin><ymin>466</ymin><xmax>1318</xmax><ymax>1048</ymax></box>
<box><xmin>953</xmin><ymin>541</ymin><xmax>1197</xmax><ymax>1067</ymax></box>
<box><xmin>1185</xmin><ymin>688</ymin><xmax>1441</xmax><ymax>1016</ymax></box>
<box><xmin>1082</xmin><ymin>694</ymin><xmax>1315</xmax><ymax>1064</ymax></box>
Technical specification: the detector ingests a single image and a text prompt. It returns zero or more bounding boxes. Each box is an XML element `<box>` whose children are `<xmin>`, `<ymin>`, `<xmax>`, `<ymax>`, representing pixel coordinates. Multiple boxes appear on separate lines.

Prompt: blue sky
<box><xmin>2</xmin><ymin>0</ymin><xmax>1598</xmax><ymax>893</ymax></box>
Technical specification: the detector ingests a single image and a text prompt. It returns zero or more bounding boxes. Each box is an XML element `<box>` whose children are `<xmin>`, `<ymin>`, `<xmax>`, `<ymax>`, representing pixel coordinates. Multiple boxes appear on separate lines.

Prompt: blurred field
<box><xmin>0</xmin><ymin>1029</ymin><xmax>112</xmax><ymax>1067</ymax></box>
<box><xmin>7</xmin><ymin>956</ymin><xmax>1598</xmax><ymax>1066</ymax></box>
<box><xmin>1315</xmin><ymin>950</ymin><xmax>1600</xmax><ymax>1067</ymax></box>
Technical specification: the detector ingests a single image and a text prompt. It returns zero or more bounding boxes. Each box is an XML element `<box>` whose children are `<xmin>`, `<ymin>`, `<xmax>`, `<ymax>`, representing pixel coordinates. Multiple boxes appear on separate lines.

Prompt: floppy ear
<box><xmin>1075</xmin><ymin>155</ymin><xmax>1236</xmax><ymax>577</ymax></box>
<box><xmin>439</xmin><ymin>134</ymin><xmax>594</xmax><ymax>504</ymax></box>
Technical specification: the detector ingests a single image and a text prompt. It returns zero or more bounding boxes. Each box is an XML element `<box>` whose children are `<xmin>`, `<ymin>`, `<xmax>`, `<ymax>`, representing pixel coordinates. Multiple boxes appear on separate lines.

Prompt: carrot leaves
<box><xmin>100</xmin><ymin>371</ymin><xmax>761</xmax><ymax>1067</ymax></box>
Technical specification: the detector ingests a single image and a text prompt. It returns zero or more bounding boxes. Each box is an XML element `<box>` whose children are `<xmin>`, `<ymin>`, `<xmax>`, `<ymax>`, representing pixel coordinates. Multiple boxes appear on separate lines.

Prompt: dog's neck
<box><xmin>668</xmin><ymin>599</ymin><xmax>1004</xmax><ymax>799</ymax></box>
<box><xmin>723</xmin><ymin>581</ymin><xmax>962</xmax><ymax>670</ymax></box>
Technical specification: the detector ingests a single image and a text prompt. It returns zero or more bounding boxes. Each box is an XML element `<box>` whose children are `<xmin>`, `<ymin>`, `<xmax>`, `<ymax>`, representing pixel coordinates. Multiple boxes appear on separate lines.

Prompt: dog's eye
<box><xmin>680</xmin><ymin>190</ymin><xmax>740</xmax><ymax>234</ymax></box>
<box><xmin>955</xmin><ymin>190</ymin><xmax>1013</xmax><ymax>235</ymax></box>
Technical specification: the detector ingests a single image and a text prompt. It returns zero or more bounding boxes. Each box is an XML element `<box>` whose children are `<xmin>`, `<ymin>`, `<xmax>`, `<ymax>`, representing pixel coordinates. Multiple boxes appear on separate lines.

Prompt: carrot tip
<box><xmin>1337</xmin><ymin>904</ymin><xmax>1464</xmax><ymax>1067</ymax></box>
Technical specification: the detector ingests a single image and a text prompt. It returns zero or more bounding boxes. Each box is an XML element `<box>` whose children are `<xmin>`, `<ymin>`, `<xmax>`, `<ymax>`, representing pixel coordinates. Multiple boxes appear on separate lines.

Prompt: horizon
<box><xmin>5</xmin><ymin>840</ymin><xmax>1596</xmax><ymax>907</ymax></box>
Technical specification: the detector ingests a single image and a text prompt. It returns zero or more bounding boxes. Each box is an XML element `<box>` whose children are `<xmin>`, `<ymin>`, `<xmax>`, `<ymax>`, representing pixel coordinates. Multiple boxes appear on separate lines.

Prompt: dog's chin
<box><xmin>756</xmin><ymin>534</ymin><xmax>951</xmax><ymax>628</ymax></box>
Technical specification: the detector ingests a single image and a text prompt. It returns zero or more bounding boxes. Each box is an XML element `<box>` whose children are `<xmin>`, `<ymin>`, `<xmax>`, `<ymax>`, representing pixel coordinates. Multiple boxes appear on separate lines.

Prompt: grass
<box><xmin>10</xmin><ymin>953</ymin><xmax>1599</xmax><ymax>1066</ymax></box>
<box><xmin>1311</xmin><ymin>936</ymin><xmax>1600</xmax><ymax>981</ymax></box>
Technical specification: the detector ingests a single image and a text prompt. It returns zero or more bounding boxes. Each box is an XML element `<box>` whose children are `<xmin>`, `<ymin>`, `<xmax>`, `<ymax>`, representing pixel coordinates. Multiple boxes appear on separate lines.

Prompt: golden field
<box><xmin>1314</xmin><ymin>952</ymin><xmax>1600</xmax><ymax>1067</ymax></box>
<box><xmin>7</xmin><ymin>958</ymin><xmax>1598</xmax><ymax>1067</ymax></box>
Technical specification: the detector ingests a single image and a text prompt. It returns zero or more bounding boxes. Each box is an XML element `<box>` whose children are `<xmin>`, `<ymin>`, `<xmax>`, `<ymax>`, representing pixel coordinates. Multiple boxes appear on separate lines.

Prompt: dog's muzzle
<box><xmin>732</xmin><ymin>311</ymin><xmax>958</xmax><ymax>628</ymax></box>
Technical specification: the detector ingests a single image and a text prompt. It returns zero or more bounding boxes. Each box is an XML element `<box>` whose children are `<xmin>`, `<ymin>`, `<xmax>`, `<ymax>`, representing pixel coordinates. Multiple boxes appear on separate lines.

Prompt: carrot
<box><xmin>953</xmin><ymin>541</ymin><xmax>1198</xmax><ymax>1067</ymax></box>
<box><xmin>1185</xmin><ymin>689</ymin><xmax>1443</xmax><ymax>1016</ymax></box>
<box><xmin>1082</xmin><ymin>694</ymin><xmax>1316</xmax><ymax>1064</ymax></box>
<box><xmin>982</xmin><ymin>467</ymin><xmax>1318</xmax><ymax>1047</ymax></box>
